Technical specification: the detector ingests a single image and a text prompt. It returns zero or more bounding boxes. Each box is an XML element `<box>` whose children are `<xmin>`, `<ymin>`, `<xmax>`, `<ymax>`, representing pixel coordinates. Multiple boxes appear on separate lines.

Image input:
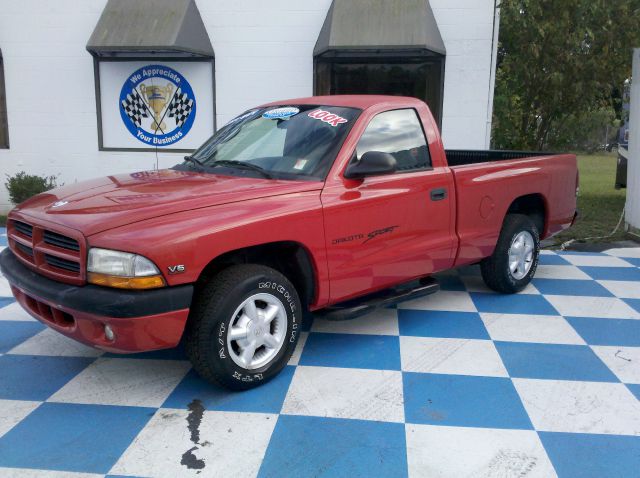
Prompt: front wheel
<box><xmin>186</xmin><ymin>264</ymin><xmax>301</xmax><ymax>390</ymax></box>
<box><xmin>480</xmin><ymin>214</ymin><xmax>540</xmax><ymax>294</ymax></box>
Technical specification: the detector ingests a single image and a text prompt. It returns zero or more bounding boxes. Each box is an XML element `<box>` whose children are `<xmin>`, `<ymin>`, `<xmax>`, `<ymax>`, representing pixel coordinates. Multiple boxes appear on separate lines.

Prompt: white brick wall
<box><xmin>431</xmin><ymin>0</ymin><xmax>498</xmax><ymax>150</ymax></box>
<box><xmin>0</xmin><ymin>0</ymin><xmax>497</xmax><ymax>212</ymax></box>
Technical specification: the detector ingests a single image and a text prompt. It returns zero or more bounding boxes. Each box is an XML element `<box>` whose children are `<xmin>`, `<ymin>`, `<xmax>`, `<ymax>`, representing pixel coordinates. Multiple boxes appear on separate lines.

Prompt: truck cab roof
<box><xmin>260</xmin><ymin>95</ymin><xmax>426</xmax><ymax>110</ymax></box>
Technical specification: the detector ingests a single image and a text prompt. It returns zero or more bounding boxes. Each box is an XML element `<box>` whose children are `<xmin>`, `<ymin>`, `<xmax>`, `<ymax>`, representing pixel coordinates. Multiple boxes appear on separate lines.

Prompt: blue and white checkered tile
<box><xmin>1</xmin><ymin>227</ymin><xmax>639</xmax><ymax>477</ymax></box>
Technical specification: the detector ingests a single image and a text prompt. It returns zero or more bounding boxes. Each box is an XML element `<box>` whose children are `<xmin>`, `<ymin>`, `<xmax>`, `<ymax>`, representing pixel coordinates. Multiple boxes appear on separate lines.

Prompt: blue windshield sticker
<box><xmin>263</xmin><ymin>107</ymin><xmax>300</xmax><ymax>120</ymax></box>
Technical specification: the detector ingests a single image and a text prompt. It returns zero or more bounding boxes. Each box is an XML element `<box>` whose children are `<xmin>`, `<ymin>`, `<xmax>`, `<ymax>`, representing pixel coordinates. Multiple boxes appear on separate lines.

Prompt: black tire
<box><xmin>186</xmin><ymin>264</ymin><xmax>301</xmax><ymax>390</ymax></box>
<box><xmin>480</xmin><ymin>214</ymin><xmax>540</xmax><ymax>294</ymax></box>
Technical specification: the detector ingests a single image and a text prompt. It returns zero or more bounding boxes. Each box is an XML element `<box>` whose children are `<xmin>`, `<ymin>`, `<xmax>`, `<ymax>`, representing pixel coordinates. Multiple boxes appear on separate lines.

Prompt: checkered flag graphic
<box><xmin>167</xmin><ymin>88</ymin><xmax>194</xmax><ymax>127</ymax></box>
<box><xmin>121</xmin><ymin>90</ymin><xmax>148</xmax><ymax>127</ymax></box>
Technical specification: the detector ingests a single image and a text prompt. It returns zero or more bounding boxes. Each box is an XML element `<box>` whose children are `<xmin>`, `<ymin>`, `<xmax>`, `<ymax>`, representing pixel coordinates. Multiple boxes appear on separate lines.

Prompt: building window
<box><xmin>86</xmin><ymin>0</ymin><xmax>215</xmax><ymax>152</ymax></box>
<box><xmin>0</xmin><ymin>49</ymin><xmax>8</xmax><ymax>149</ymax></box>
<box><xmin>314</xmin><ymin>1</ymin><xmax>446</xmax><ymax>128</ymax></box>
<box><xmin>315</xmin><ymin>57</ymin><xmax>444</xmax><ymax>127</ymax></box>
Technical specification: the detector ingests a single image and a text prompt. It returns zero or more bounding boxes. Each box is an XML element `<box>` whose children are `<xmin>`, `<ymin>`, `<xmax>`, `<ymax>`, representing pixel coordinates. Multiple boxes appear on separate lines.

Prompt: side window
<box><xmin>0</xmin><ymin>49</ymin><xmax>8</xmax><ymax>149</ymax></box>
<box><xmin>356</xmin><ymin>109</ymin><xmax>430</xmax><ymax>172</ymax></box>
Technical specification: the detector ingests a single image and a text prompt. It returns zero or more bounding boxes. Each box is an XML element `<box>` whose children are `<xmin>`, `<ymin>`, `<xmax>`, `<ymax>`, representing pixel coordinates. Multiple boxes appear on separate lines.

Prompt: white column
<box><xmin>627</xmin><ymin>48</ymin><xmax>640</xmax><ymax>231</ymax></box>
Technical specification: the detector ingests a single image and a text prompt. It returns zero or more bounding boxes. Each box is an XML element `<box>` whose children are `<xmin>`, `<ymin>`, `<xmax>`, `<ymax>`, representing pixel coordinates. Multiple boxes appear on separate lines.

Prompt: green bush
<box><xmin>5</xmin><ymin>171</ymin><xmax>59</xmax><ymax>205</ymax></box>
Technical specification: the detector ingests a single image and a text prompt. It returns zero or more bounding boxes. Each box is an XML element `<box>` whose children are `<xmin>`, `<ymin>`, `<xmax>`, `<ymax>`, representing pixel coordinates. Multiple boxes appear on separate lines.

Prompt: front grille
<box><xmin>45</xmin><ymin>254</ymin><xmax>80</xmax><ymax>273</ymax></box>
<box><xmin>44</xmin><ymin>230</ymin><xmax>80</xmax><ymax>251</ymax></box>
<box><xmin>7</xmin><ymin>217</ymin><xmax>86</xmax><ymax>285</ymax></box>
<box><xmin>13</xmin><ymin>220</ymin><xmax>33</xmax><ymax>237</ymax></box>
<box><xmin>16</xmin><ymin>242</ymin><xmax>34</xmax><ymax>257</ymax></box>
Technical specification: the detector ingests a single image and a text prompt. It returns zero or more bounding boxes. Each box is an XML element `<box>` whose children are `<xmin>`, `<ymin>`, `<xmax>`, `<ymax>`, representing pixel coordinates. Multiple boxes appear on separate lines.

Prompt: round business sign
<box><xmin>119</xmin><ymin>64</ymin><xmax>196</xmax><ymax>147</ymax></box>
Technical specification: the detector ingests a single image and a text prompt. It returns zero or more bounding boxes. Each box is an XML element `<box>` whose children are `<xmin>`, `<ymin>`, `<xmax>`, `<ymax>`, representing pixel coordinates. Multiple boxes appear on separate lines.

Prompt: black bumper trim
<box><xmin>0</xmin><ymin>248</ymin><xmax>193</xmax><ymax>318</ymax></box>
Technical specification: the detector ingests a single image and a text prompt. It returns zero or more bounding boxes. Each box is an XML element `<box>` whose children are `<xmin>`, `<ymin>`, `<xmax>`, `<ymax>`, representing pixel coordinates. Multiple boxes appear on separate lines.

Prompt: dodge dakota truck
<box><xmin>0</xmin><ymin>96</ymin><xmax>578</xmax><ymax>390</ymax></box>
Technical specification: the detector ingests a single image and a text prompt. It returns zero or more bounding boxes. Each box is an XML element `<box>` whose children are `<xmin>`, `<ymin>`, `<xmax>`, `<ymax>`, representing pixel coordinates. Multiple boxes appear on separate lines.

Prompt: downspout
<box><xmin>486</xmin><ymin>0</ymin><xmax>501</xmax><ymax>149</ymax></box>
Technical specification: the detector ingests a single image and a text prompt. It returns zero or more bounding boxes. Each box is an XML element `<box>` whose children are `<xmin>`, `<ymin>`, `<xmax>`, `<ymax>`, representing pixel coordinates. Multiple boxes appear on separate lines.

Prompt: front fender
<box><xmin>87</xmin><ymin>190</ymin><xmax>330</xmax><ymax>307</ymax></box>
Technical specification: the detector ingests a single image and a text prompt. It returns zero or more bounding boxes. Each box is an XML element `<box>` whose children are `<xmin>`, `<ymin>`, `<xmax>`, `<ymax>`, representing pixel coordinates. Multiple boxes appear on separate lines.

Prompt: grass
<box><xmin>551</xmin><ymin>153</ymin><xmax>628</xmax><ymax>246</ymax></box>
<box><xmin>0</xmin><ymin>215</ymin><xmax>5</xmax><ymax>227</ymax></box>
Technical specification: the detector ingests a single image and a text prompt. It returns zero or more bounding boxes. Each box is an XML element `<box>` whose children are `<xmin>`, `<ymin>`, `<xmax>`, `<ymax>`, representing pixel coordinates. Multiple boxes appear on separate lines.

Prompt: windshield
<box><xmin>174</xmin><ymin>105</ymin><xmax>360</xmax><ymax>180</ymax></box>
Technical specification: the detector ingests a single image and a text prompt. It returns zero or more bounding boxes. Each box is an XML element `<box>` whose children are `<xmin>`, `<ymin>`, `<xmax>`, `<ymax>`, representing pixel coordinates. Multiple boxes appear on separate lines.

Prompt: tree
<box><xmin>492</xmin><ymin>0</ymin><xmax>640</xmax><ymax>150</ymax></box>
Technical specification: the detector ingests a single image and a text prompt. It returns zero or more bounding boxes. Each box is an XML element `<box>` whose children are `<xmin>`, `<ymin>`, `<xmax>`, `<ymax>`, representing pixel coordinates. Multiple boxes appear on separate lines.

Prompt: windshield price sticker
<box><xmin>226</xmin><ymin>109</ymin><xmax>260</xmax><ymax>126</ymax></box>
<box><xmin>263</xmin><ymin>107</ymin><xmax>300</xmax><ymax>120</ymax></box>
<box><xmin>308</xmin><ymin>109</ymin><xmax>349</xmax><ymax>127</ymax></box>
<box><xmin>294</xmin><ymin>159</ymin><xmax>308</xmax><ymax>170</ymax></box>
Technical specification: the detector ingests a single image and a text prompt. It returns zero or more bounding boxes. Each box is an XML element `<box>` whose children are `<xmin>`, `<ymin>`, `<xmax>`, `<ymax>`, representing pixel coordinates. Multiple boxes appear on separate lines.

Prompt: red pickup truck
<box><xmin>0</xmin><ymin>96</ymin><xmax>578</xmax><ymax>389</ymax></box>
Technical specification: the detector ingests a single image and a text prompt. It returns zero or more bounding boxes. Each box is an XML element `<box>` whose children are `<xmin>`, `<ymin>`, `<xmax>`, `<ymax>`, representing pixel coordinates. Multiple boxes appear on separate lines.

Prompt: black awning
<box><xmin>87</xmin><ymin>0</ymin><xmax>214</xmax><ymax>59</ymax></box>
<box><xmin>314</xmin><ymin>0</ymin><xmax>446</xmax><ymax>58</ymax></box>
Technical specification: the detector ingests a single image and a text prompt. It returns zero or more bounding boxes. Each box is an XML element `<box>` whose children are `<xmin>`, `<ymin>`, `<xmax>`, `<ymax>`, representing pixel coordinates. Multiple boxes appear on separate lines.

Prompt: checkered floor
<box><xmin>1</xmin><ymin>227</ymin><xmax>639</xmax><ymax>477</ymax></box>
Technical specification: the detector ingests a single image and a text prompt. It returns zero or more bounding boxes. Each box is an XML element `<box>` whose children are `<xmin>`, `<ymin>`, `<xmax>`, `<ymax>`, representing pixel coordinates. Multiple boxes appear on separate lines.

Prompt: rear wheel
<box><xmin>186</xmin><ymin>264</ymin><xmax>301</xmax><ymax>390</ymax></box>
<box><xmin>480</xmin><ymin>214</ymin><xmax>540</xmax><ymax>293</ymax></box>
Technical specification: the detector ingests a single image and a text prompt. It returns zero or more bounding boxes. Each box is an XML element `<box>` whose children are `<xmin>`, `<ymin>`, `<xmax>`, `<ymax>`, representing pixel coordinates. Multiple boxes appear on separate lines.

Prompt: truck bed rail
<box><xmin>445</xmin><ymin>149</ymin><xmax>554</xmax><ymax>167</ymax></box>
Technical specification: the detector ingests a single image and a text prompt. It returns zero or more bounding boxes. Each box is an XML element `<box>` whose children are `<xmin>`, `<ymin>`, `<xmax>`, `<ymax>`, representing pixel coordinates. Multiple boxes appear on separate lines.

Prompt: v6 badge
<box><xmin>168</xmin><ymin>264</ymin><xmax>186</xmax><ymax>274</ymax></box>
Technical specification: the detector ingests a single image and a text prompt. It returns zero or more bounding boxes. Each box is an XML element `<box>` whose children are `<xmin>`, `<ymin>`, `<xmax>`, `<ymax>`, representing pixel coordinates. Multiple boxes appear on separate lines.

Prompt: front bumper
<box><xmin>0</xmin><ymin>248</ymin><xmax>193</xmax><ymax>353</ymax></box>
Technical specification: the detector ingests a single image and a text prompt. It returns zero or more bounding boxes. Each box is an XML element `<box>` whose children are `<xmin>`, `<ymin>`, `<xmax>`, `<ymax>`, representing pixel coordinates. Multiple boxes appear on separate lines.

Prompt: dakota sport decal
<box><xmin>332</xmin><ymin>226</ymin><xmax>400</xmax><ymax>245</ymax></box>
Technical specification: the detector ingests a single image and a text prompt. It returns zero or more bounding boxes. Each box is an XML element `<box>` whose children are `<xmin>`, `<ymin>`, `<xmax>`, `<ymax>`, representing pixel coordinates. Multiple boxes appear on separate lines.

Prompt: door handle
<box><xmin>430</xmin><ymin>188</ymin><xmax>447</xmax><ymax>201</ymax></box>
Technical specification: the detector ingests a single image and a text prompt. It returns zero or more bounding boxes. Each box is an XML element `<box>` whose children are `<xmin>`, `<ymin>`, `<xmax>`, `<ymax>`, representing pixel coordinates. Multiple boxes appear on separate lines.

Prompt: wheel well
<box><xmin>507</xmin><ymin>194</ymin><xmax>547</xmax><ymax>236</ymax></box>
<box><xmin>196</xmin><ymin>242</ymin><xmax>316</xmax><ymax>309</ymax></box>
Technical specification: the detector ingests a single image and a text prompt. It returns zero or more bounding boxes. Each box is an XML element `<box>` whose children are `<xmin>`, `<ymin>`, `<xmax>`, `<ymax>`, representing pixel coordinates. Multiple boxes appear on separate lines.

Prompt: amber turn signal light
<box><xmin>87</xmin><ymin>272</ymin><xmax>166</xmax><ymax>290</ymax></box>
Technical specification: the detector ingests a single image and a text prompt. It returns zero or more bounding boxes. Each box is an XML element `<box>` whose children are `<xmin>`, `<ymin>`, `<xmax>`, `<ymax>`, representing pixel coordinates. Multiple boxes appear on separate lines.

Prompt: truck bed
<box><xmin>446</xmin><ymin>152</ymin><xmax>578</xmax><ymax>268</ymax></box>
<box><xmin>445</xmin><ymin>150</ymin><xmax>552</xmax><ymax>167</ymax></box>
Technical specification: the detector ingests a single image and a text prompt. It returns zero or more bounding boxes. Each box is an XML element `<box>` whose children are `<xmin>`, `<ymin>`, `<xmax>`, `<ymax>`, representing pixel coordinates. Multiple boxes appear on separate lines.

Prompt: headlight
<box><xmin>87</xmin><ymin>248</ymin><xmax>165</xmax><ymax>289</ymax></box>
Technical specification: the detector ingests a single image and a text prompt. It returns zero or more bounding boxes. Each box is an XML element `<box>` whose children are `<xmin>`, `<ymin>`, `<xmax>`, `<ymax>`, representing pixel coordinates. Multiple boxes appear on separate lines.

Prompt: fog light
<box><xmin>104</xmin><ymin>324</ymin><xmax>115</xmax><ymax>342</ymax></box>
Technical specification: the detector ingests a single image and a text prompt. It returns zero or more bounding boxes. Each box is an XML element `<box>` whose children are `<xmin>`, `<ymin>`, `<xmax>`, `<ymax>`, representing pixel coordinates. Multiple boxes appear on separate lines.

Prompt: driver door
<box><xmin>321</xmin><ymin>108</ymin><xmax>455</xmax><ymax>303</ymax></box>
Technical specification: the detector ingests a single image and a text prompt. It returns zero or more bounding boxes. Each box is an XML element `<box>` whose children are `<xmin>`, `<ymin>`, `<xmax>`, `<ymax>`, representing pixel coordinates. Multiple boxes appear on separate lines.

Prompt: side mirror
<box><xmin>344</xmin><ymin>151</ymin><xmax>397</xmax><ymax>179</ymax></box>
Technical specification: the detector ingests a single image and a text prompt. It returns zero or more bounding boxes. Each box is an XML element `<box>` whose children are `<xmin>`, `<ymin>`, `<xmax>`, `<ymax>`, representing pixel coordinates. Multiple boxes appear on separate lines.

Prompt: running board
<box><xmin>316</xmin><ymin>277</ymin><xmax>440</xmax><ymax>321</ymax></box>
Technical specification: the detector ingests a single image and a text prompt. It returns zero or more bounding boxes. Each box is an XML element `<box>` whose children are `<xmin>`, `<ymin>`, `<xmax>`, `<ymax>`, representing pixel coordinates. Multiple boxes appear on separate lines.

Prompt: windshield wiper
<box><xmin>211</xmin><ymin>160</ymin><xmax>273</xmax><ymax>179</ymax></box>
<box><xmin>183</xmin><ymin>155</ymin><xmax>205</xmax><ymax>171</ymax></box>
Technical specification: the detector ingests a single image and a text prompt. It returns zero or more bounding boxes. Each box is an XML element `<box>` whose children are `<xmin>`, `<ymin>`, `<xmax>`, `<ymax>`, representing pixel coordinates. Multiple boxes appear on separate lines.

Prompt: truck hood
<box><xmin>14</xmin><ymin>169</ymin><xmax>322</xmax><ymax>236</ymax></box>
